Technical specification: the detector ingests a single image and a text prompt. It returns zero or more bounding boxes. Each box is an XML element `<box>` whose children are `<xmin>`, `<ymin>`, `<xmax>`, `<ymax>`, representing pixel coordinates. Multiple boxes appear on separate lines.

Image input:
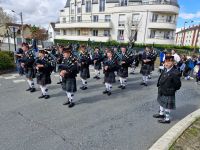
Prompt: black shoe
<box><xmin>26</xmin><ymin>88</ymin><xmax>31</xmax><ymax>91</ymax></box>
<box><xmin>153</xmin><ymin>114</ymin><xmax>165</xmax><ymax>119</ymax></box>
<box><xmin>158</xmin><ymin>119</ymin><xmax>171</xmax><ymax>124</ymax></box>
<box><xmin>121</xmin><ymin>86</ymin><xmax>126</xmax><ymax>89</ymax></box>
<box><xmin>118</xmin><ymin>85</ymin><xmax>123</xmax><ymax>88</ymax></box>
<box><xmin>57</xmin><ymin>81</ymin><xmax>62</xmax><ymax>84</ymax></box>
<box><xmin>30</xmin><ymin>88</ymin><xmax>36</xmax><ymax>93</ymax></box>
<box><xmin>107</xmin><ymin>91</ymin><xmax>111</xmax><ymax>96</ymax></box>
<box><xmin>44</xmin><ymin>95</ymin><xmax>50</xmax><ymax>99</ymax></box>
<box><xmin>80</xmin><ymin>86</ymin><xmax>87</xmax><ymax>90</ymax></box>
<box><xmin>140</xmin><ymin>82</ymin><xmax>145</xmax><ymax>85</ymax></box>
<box><xmin>68</xmin><ymin>102</ymin><xmax>75</xmax><ymax>108</ymax></box>
<box><xmin>103</xmin><ymin>90</ymin><xmax>108</xmax><ymax>94</ymax></box>
<box><xmin>93</xmin><ymin>76</ymin><xmax>97</xmax><ymax>79</ymax></box>
<box><xmin>130</xmin><ymin>72</ymin><xmax>135</xmax><ymax>75</ymax></box>
<box><xmin>144</xmin><ymin>83</ymin><xmax>148</xmax><ymax>86</ymax></box>
<box><xmin>63</xmin><ymin>101</ymin><xmax>70</xmax><ymax>105</ymax></box>
<box><xmin>96</xmin><ymin>76</ymin><xmax>101</xmax><ymax>80</ymax></box>
<box><xmin>148</xmin><ymin>77</ymin><xmax>151</xmax><ymax>79</ymax></box>
<box><xmin>38</xmin><ymin>95</ymin><xmax>45</xmax><ymax>99</ymax></box>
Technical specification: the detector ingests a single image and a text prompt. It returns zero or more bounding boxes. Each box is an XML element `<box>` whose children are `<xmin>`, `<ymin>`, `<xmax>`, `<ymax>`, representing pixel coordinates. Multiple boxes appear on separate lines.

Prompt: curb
<box><xmin>149</xmin><ymin>108</ymin><xmax>200</xmax><ymax>150</ymax></box>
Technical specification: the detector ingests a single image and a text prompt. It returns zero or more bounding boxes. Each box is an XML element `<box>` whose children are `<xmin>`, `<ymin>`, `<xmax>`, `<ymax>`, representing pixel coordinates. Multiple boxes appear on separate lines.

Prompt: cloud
<box><xmin>179</xmin><ymin>11</ymin><xmax>200</xmax><ymax>19</ymax></box>
<box><xmin>0</xmin><ymin>0</ymin><xmax>66</xmax><ymax>28</ymax></box>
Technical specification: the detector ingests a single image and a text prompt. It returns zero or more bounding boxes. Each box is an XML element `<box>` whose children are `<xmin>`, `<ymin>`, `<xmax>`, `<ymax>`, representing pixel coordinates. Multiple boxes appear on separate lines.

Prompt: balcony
<box><xmin>147</xmin><ymin>35</ymin><xmax>175</xmax><ymax>44</ymax></box>
<box><xmin>55</xmin><ymin>35</ymin><xmax>110</xmax><ymax>42</ymax></box>
<box><xmin>115</xmin><ymin>0</ymin><xmax>179</xmax><ymax>7</ymax></box>
<box><xmin>148</xmin><ymin>19</ymin><xmax>176</xmax><ymax>30</ymax></box>
<box><xmin>55</xmin><ymin>20</ymin><xmax>112</xmax><ymax>29</ymax></box>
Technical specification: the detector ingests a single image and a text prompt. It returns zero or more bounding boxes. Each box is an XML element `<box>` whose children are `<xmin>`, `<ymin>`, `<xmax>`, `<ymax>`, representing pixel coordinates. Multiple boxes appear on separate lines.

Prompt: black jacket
<box><xmin>157</xmin><ymin>66</ymin><xmax>181</xmax><ymax>96</ymax></box>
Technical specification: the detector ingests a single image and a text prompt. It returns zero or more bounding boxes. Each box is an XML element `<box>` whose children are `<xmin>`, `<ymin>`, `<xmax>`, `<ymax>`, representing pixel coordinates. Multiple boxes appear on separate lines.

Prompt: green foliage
<box><xmin>0</xmin><ymin>51</ymin><xmax>15</xmax><ymax>70</ymax></box>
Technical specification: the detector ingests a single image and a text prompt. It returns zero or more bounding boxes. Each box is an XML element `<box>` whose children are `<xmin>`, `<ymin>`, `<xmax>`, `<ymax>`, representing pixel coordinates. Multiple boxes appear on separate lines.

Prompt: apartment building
<box><xmin>55</xmin><ymin>0</ymin><xmax>179</xmax><ymax>44</ymax></box>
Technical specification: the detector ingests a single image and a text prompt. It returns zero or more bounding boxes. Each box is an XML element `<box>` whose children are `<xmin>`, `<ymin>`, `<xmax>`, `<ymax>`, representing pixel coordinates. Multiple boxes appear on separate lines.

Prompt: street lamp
<box><xmin>11</xmin><ymin>10</ymin><xmax>24</xmax><ymax>43</ymax></box>
<box><xmin>181</xmin><ymin>20</ymin><xmax>194</xmax><ymax>46</ymax></box>
<box><xmin>9</xmin><ymin>26</ymin><xmax>19</xmax><ymax>52</ymax></box>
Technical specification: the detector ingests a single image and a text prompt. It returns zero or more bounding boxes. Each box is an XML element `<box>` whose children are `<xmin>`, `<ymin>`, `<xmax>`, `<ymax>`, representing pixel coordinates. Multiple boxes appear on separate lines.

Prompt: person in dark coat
<box><xmin>153</xmin><ymin>56</ymin><xmax>181</xmax><ymax>124</ymax></box>
<box><xmin>59</xmin><ymin>48</ymin><xmax>78</xmax><ymax>108</ymax></box>
<box><xmin>140</xmin><ymin>47</ymin><xmax>153</xmax><ymax>86</ymax></box>
<box><xmin>78</xmin><ymin>45</ymin><xmax>91</xmax><ymax>90</ymax></box>
<box><xmin>92</xmin><ymin>47</ymin><xmax>103</xmax><ymax>80</ymax></box>
<box><xmin>20</xmin><ymin>43</ymin><xmax>36</xmax><ymax>93</ymax></box>
<box><xmin>35</xmin><ymin>50</ymin><xmax>52</xmax><ymax>99</ymax></box>
<box><xmin>117</xmin><ymin>46</ymin><xmax>132</xmax><ymax>89</ymax></box>
<box><xmin>103</xmin><ymin>50</ymin><xmax>117</xmax><ymax>96</ymax></box>
<box><xmin>148</xmin><ymin>48</ymin><xmax>157</xmax><ymax>79</ymax></box>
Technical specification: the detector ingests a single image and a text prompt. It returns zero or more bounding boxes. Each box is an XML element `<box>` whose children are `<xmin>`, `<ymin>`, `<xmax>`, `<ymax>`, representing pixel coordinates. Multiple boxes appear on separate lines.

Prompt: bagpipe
<box><xmin>58</xmin><ymin>57</ymin><xmax>76</xmax><ymax>77</ymax></box>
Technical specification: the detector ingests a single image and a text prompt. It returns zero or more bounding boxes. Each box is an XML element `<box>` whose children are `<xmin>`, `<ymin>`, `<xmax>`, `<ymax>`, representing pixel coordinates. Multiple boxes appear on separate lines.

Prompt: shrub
<box><xmin>0</xmin><ymin>51</ymin><xmax>15</xmax><ymax>70</ymax></box>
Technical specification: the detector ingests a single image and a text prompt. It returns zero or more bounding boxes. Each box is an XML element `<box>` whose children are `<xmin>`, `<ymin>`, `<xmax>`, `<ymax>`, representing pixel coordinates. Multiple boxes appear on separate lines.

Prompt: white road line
<box><xmin>4</xmin><ymin>76</ymin><xmax>17</xmax><ymax>80</ymax></box>
<box><xmin>13</xmin><ymin>79</ymin><xmax>26</xmax><ymax>83</ymax></box>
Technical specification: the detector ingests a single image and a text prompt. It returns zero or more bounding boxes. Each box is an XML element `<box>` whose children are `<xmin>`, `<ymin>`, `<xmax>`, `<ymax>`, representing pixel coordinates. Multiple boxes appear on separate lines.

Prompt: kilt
<box><xmin>118</xmin><ymin>67</ymin><xmax>128</xmax><ymax>78</ymax></box>
<box><xmin>80</xmin><ymin>67</ymin><xmax>90</xmax><ymax>79</ymax></box>
<box><xmin>37</xmin><ymin>73</ymin><xmax>51</xmax><ymax>86</ymax></box>
<box><xmin>140</xmin><ymin>64</ymin><xmax>151</xmax><ymax>76</ymax></box>
<box><xmin>25</xmin><ymin>68</ymin><xmax>35</xmax><ymax>79</ymax></box>
<box><xmin>150</xmin><ymin>63</ymin><xmax>155</xmax><ymax>72</ymax></box>
<box><xmin>62</xmin><ymin>78</ymin><xmax>77</xmax><ymax>92</ymax></box>
<box><xmin>94</xmin><ymin>62</ymin><xmax>102</xmax><ymax>70</ymax></box>
<box><xmin>104</xmin><ymin>72</ymin><xmax>116</xmax><ymax>84</ymax></box>
<box><xmin>157</xmin><ymin>88</ymin><xmax>176</xmax><ymax>110</ymax></box>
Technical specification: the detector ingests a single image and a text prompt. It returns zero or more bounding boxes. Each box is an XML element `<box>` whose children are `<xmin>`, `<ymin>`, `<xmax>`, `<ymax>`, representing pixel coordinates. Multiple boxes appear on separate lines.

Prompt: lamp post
<box><xmin>181</xmin><ymin>20</ymin><xmax>194</xmax><ymax>46</ymax></box>
<box><xmin>12</xmin><ymin>10</ymin><xmax>24</xmax><ymax>43</ymax></box>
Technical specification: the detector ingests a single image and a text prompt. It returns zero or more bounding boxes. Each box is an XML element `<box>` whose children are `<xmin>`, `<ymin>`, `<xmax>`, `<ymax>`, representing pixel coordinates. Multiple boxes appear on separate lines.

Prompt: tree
<box><xmin>0</xmin><ymin>7</ymin><xmax>13</xmax><ymax>24</ymax></box>
<box><xmin>125</xmin><ymin>15</ymin><xmax>142</xmax><ymax>46</ymax></box>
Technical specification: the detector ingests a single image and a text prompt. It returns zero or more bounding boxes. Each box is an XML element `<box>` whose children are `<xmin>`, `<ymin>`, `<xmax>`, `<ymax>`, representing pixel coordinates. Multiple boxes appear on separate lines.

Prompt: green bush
<box><xmin>0</xmin><ymin>51</ymin><xmax>15</xmax><ymax>70</ymax></box>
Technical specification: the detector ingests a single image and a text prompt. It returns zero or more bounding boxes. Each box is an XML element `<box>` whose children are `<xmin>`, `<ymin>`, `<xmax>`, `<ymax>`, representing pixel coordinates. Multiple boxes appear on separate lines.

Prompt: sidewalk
<box><xmin>170</xmin><ymin>117</ymin><xmax>200</xmax><ymax>150</ymax></box>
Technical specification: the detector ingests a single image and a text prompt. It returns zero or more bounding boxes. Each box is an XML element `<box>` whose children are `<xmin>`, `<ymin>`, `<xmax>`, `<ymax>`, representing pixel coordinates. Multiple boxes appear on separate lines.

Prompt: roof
<box><xmin>49</xmin><ymin>22</ymin><xmax>60</xmax><ymax>32</ymax></box>
<box><xmin>176</xmin><ymin>25</ymin><xmax>200</xmax><ymax>34</ymax></box>
<box><xmin>65</xmin><ymin>0</ymin><xmax>70</xmax><ymax>7</ymax></box>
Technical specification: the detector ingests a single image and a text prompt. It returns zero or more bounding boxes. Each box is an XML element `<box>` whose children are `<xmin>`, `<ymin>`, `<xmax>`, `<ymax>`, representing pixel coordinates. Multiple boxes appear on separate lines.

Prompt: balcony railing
<box><xmin>149</xmin><ymin>35</ymin><xmax>174</xmax><ymax>40</ymax></box>
<box><xmin>151</xmin><ymin>18</ymin><xmax>176</xmax><ymax>24</ymax></box>
<box><xmin>58</xmin><ymin>19</ymin><xmax>111</xmax><ymax>24</ymax></box>
<box><xmin>115</xmin><ymin>0</ymin><xmax>179</xmax><ymax>7</ymax></box>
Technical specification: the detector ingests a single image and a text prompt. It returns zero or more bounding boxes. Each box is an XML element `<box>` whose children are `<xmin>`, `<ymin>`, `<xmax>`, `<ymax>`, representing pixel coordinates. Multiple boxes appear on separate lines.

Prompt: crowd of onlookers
<box><xmin>160</xmin><ymin>49</ymin><xmax>200</xmax><ymax>84</ymax></box>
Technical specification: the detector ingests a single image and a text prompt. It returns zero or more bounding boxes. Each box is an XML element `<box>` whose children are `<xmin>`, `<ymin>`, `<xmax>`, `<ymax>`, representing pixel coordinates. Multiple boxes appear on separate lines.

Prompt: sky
<box><xmin>0</xmin><ymin>0</ymin><xmax>200</xmax><ymax>29</ymax></box>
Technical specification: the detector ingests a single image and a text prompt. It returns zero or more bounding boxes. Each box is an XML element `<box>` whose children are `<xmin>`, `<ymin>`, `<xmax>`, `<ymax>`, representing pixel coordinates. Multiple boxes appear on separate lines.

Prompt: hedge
<box><xmin>54</xmin><ymin>39</ymin><xmax>200</xmax><ymax>52</ymax></box>
<box><xmin>0</xmin><ymin>51</ymin><xmax>15</xmax><ymax>71</ymax></box>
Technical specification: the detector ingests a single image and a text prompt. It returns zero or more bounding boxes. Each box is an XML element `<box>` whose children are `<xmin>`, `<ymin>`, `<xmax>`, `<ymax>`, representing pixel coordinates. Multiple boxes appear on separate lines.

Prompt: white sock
<box><xmin>40</xmin><ymin>85</ymin><xmax>48</xmax><ymax>95</ymax></box>
<box><xmin>119</xmin><ymin>77</ymin><xmax>123</xmax><ymax>85</ymax></box>
<box><xmin>165</xmin><ymin>109</ymin><xmax>171</xmax><ymax>121</ymax></box>
<box><xmin>81</xmin><ymin>79</ymin><xmax>87</xmax><ymax>87</ymax></box>
<box><xmin>159</xmin><ymin>106</ymin><xmax>165</xmax><ymax>115</ymax></box>
<box><xmin>66</xmin><ymin>92</ymin><xmax>73</xmax><ymax>102</ymax></box>
<box><xmin>27</xmin><ymin>80</ymin><xmax>32</xmax><ymax>88</ymax></box>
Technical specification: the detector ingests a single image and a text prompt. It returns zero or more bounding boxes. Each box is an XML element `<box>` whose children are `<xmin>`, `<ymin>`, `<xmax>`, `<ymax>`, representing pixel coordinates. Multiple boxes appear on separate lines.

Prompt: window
<box><xmin>99</xmin><ymin>0</ymin><xmax>105</xmax><ymax>12</ymax></box>
<box><xmin>63</xmin><ymin>18</ymin><xmax>66</xmax><ymax>23</ymax></box>
<box><xmin>132</xmin><ymin>14</ymin><xmax>140</xmax><ymax>26</ymax></box>
<box><xmin>164</xmin><ymin>31</ymin><xmax>170</xmax><ymax>39</ymax></box>
<box><xmin>152</xmin><ymin>14</ymin><xmax>158</xmax><ymax>22</ymax></box>
<box><xmin>104</xmin><ymin>30</ymin><xmax>110</xmax><ymax>37</ymax></box>
<box><xmin>77</xmin><ymin>16</ymin><xmax>82</xmax><ymax>22</ymax></box>
<box><xmin>63</xmin><ymin>30</ymin><xmax>66</xmax><ymax>35</ymax></box>
<box><xmin>82</xmin><ymin>0</ymin><xmax>85</xmax><ymax>4</ymax></box>
<box><xmin>86</xmin><ymin>1</ymin><xmax>91</xmax><ymax>13</ymax></box>
<box><xmin>77</xmin><ymin>7</ymin><xmax>81</xmax><ymax>13</ymax></box>
<box><xmin>93</xmin><ymin>15</ymin><xmax>99</xmax><ymax>22</ymax></box>
<box><xmin>77</xmin><ymin>30</ymin><xmax>81</xmax><ymax>35</ymax></box>
<box><xmin>93</xmin><ymin>30</ymin><xmax>98</xmax><ymax>36</ymax></box>
<box><xmin>118</xmin><ymin>14</ymin><xmax>125</xmax><ymax>26</ymax></box>
<box><xmin>71</xmin><ymin>17</ymin><xmax>75</xmax><ymax>22</ymax></box>
<box><xmin>166</xmin><ymin>16</ymin><xmax>172</xmax><ymax>23</ymax></box>
<box><xmin>105</xmin><ymin>15</ymin><xmax>111</xmax><ymax>22</ymax></box>
<box><xmin>71</xmin><ymin>9</ymin><xmax>75</xmax><ymax>14</ymax></box>
<box><xmin>150</xmin><ymin>30</ymin><xmax>155</xmax><ymax>38</ymax></box>
<box><xmin>120</xmin><ymin>0</ymin><xmax>127</xmax><ymax>6</ymax></box>
<box><xmin>118</xmin><ymin>30</ymin><xmax>124</xmax><ymax>40</ymax></box>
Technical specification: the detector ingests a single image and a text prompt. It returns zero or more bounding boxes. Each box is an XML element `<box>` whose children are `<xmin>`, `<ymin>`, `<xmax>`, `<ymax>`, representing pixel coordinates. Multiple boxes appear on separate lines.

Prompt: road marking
<box><xmin>4</xmin><ymin>76</ymin><xmax>17</xmax><ymax>80</ymax></box>
<box><xmin>13</xmin><ymin>79</ymin><xmax>26</xmax><ymax>83</ymax></box>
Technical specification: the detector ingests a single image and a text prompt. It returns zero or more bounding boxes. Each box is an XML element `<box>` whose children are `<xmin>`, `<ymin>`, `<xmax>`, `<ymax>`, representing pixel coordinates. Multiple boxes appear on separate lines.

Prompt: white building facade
<box><xmin>175</xmin><ymin>25</ymin><xmax>200</xmax><ymax>47</ymax></box>
<box><xmin>48</xmin><ymin>23</ymin><xmax>60</xmax><ymax>43</ymax></box>
<box><xmin>55</xmin><ymin>0</ymin><xmax>179</xmax><ymax>45</ymax></box>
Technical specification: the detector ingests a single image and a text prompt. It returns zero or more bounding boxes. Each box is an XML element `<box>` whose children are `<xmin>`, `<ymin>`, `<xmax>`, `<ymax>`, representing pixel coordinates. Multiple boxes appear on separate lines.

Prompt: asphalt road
<box><xmin>0</xmin><ymin>68</ymin><xmax>200</xmax><ymax>150</ymax></box>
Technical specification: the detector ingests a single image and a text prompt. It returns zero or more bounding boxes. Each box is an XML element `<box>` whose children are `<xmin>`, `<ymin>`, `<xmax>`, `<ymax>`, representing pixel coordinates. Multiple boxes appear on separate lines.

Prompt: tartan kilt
<box><xmin>104</xmin><ymin>72</ymin><xmax>116</xmax><ymax>84</ymax></box>
<box><xmin>117</xmin><ymin>67</ymin><xmax>128</xmax><ymax>78</ymax></box>
<box><xmin>80</xmin><ymin>67</ymin><xmax>90</xmax><ymax>79</ymax></box>
<box><xmin>140</xmin><ymin>64</ymin><xmax>151</xmax><ymax>76</ymax></box>
<box><xmin>94</xmin><ymin>62</ymin><xmax>102</xmax><ymax>70</ymax></box>
<box><xmin>25</xmin><ymin>68</ymin><xmax>36</xmax><ymax>79</ymax></box>
<box><xmin>157</xmin><ymin>88</ymin><xmax>176</xmax><ymax>110</ymax></box>
<box><xmin>37</xmin><ymin>73</ymin><xmax>51</xmax><ymax>86</ymax></box>
<box><xmin>150</xmin><ymin>63</ymin><xmax>155</xmax><ymax>72</ymax></box>
<box><xmin>62</xmin><ymin>78</ymin><xmax>77</xmax><ymax>92</ymax></box>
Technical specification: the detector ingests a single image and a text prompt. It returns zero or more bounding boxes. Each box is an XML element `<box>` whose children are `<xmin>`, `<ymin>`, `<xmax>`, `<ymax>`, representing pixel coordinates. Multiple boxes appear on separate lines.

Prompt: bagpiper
<box><xmin>92</xmin><ymin>47</ymin><xmax>103</xmax><ymax>80</ymax></box>
<box><xmin>56</xmin><ymin>45</ymin><xmax>64</xmax><ymax>84</ymax></box>
<box><xmin>35</xmin><ymin>49</ymin><xmax>52</xmax><ymax>99</ymax></box>
<box><xmin>140</xmin><ymin>47</ymin><xmax>153</xmax><ymax>86</ymax></box>
<box><xmin>117</xmin><ymin>46</ymin><xmax>132</xmax><ymax>89</ymax></box>
<box><xmin>78</xmin><ymin>45</ymin><xmax>91</xmax><ymax>90</ymax></box>
<box><xmin>19</xmin><ymin>43</ymin><xmax>36</xmax><ymax>92</ymax></box>
<box><xmin>103</xmin><ymin>50</ymin><xmax>117</xmax><ymax>96</ymax></box>
<box><xmin>59</xmin><ymin>48</ymin><xmax>78</xmax><ymax>108</ymax></box>
<box><xmin>153</xmin><ymin>56</ymin><xmax>181</xmax><ymax>124</ymax></box>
